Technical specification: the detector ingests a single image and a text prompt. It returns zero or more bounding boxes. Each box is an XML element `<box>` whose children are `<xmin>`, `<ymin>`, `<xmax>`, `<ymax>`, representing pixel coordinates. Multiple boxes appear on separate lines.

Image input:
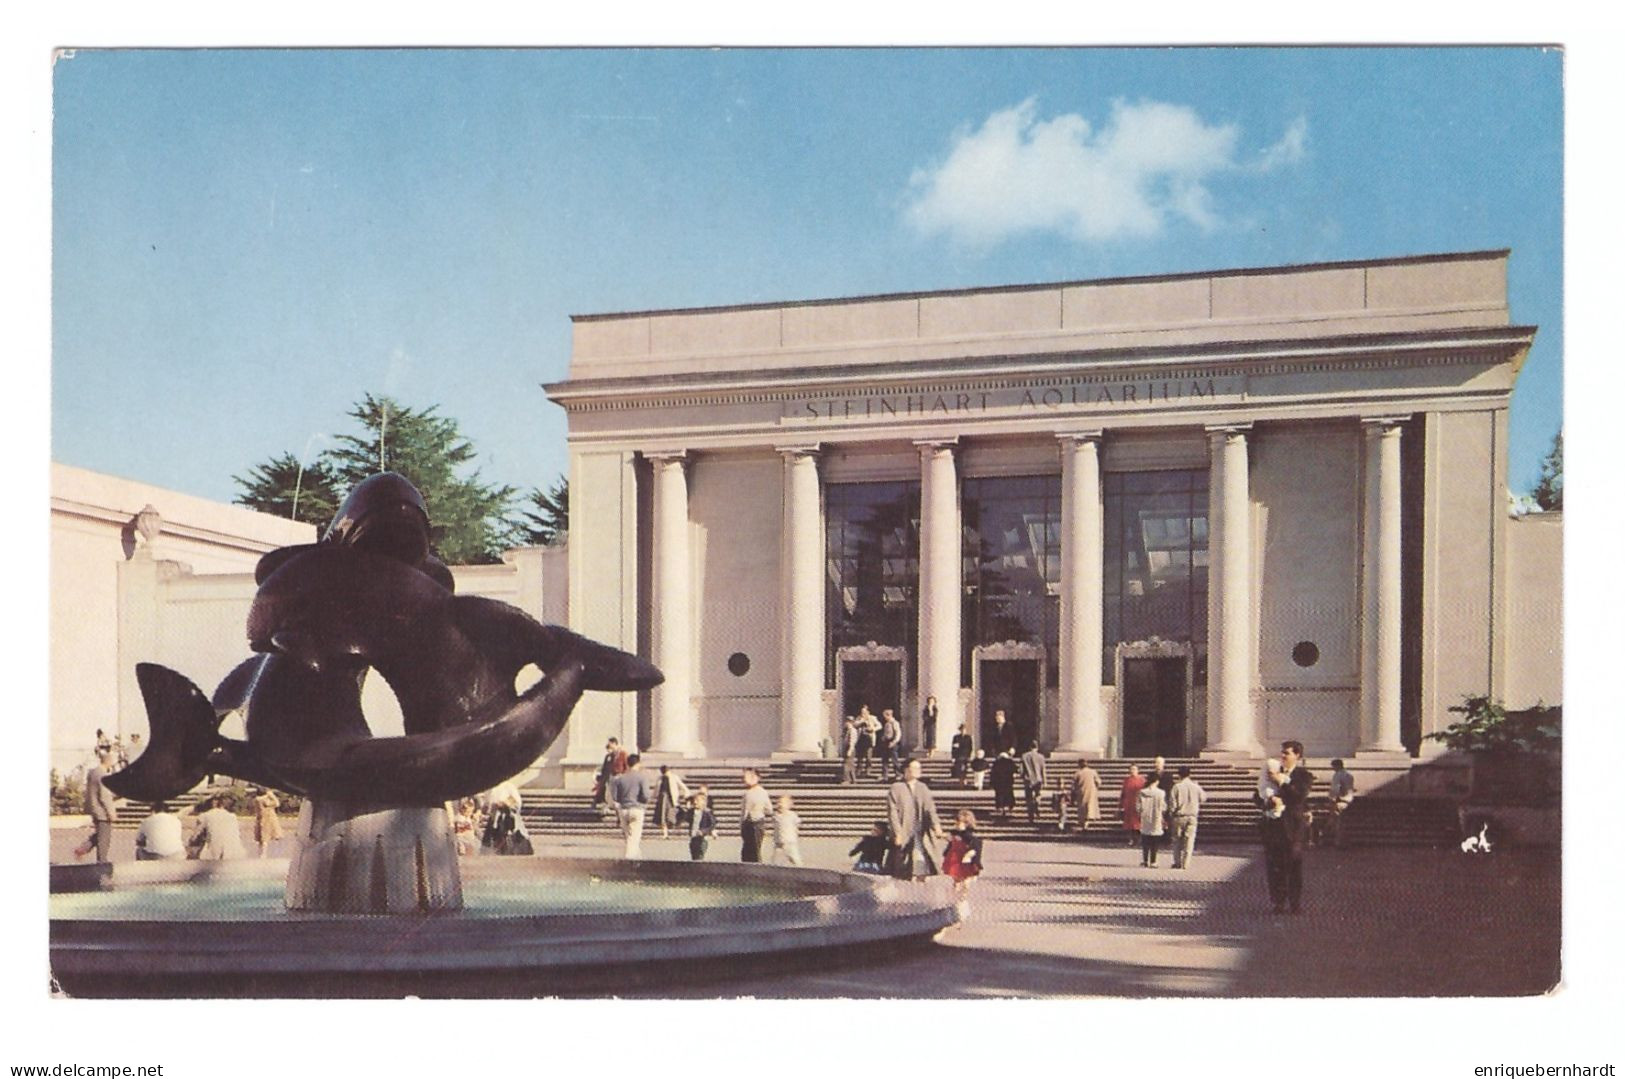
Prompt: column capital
<box><xmin>1204</xmin><ymin>422</ymin><xmax>1253</xmax><ymax>438</ymax></box>
<box><xmin>774</xmin><ymin>442</ymin><xmax>822</xmax><ymax>459</ymax></box>
<box><xmin>1055</xmin><ymin>429</ymin><xmax>1104</xmax><ymax>446</ymax></box>
<box><xmin>642</xmin><ymin>448</ymin><xmax>689</xmax><ymax>465</ymax></box>
<box><xmin>913</xmin><ymin>436</ymin><xmax>960</xmax><ymax>454</ymax></box>
<box><xmin>1360</xmin><ymin>415</ymin><xmax>1410</xmax><ymax>434</ymax></box>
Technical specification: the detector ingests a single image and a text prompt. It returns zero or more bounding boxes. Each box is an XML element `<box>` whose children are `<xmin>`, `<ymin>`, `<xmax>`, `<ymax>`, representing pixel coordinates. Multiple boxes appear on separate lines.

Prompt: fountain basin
<box><xmin>50</xmin><ymin>857</ymin><xmax>960</xmax><ymax>997</ymax></box>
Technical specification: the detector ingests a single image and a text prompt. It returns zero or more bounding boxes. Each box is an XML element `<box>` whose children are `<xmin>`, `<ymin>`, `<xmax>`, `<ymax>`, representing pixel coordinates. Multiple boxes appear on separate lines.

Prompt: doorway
<box><xmin>840</xmin><ymin>660</ymin><xmax>903</xmax><ymax>727</ymax></box>
<box><xmin>1121</xmin><ymin>657</ymin><xmax>1187</xmax><ymax>757</ymax></box>
<box><xmin>978</xmin><ymin>658</ymin><xmax>1041</xmax><ymax>751</ymax></box>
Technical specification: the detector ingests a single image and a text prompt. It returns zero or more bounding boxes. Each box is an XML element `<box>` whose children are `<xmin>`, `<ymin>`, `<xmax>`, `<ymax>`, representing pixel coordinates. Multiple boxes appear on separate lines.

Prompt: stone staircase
<box><xmin>519</xmin><ymin>757</ymin><xmax>1460</xmax><ymax>849</ymax></box>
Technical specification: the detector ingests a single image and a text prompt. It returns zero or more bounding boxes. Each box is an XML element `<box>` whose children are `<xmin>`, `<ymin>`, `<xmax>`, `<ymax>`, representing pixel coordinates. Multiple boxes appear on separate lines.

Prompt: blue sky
<box><xmin>52</xmin><ymin>47</ymin><xmax>1563</xmax><ymax>505</ymax></box>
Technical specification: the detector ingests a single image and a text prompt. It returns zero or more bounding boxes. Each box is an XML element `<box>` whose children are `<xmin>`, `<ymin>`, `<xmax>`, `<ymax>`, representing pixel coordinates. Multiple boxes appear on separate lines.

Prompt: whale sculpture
<box><xmin>106</xmin><ymin>472</ymin><xmax>660</xmax><ymax>912</ymax></box>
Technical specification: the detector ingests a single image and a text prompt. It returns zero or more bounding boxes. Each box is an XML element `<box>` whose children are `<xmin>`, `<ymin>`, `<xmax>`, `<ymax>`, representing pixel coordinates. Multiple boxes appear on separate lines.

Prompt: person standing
<box><xmin>886</xmin><ymin>758</ymin><xmax>944</xmax><ymax>880</ymax></box>
<box><xmin>608</xmin><ymin>754</ymin><xmax>655</xmax><ymax>859</ymax></box>
<box><xmin>840</xmin><ymin>717</ymin><xmax>859</xmax><ymax>785</ymax></box>
<box><xmin>990</xmin><ymin>750</ymin><xmax>1018</xmax><ymax>820</ymax></box>
<box><xmin>855</xmin><ymin>709</ymin><xmax>877</xmax><ymax>778</ymax></box>
<box><xmin>79</xmin><ymin>752</ymin><xmax>119</xmax><ymax>862</ymax></box>
<box><xmin>593</xmin><ymin>738</ymin><xmax>628</xmax><ymax>819</ymax></box>
<box><xmin>686</xmin><ymin>791</ymin><xmax>717</xmax><ymax>861</ymax></box>
<box><xmin>252</xmin><ymin>787</ymin><xmax>284</xmax><ymax>858</ymax></box>
<box><xmin>1119</xmin><ymin>763</ymin><xmax>1147</xmax><ymax>847</ymax></box>
<box><xmin>1259</xmin><ymin>741</ymin><xmax>1315</xmax><ymax>913</ymax></box>
<box><xmin>739</xmin><ymin>768</ymin><xmax>772</xmax><ymax>863</ymax></box>
<box><xmin>1168</xmin><ymin>766</ymin><xmax>1208</xmax><ymax>869</ymax></box>
<box><xmin>1136</xmin><ymin>779</ymin><xmax>1168</xmax><ymax>867</ymax></box>
<box><xmin>921</xmin><ymin>695</ymin><xmax>940</xmax><ymax>755</ymax></box>
<box><xmin>1019</xmin><ymin>740</ymin><xmax>1047</xmax><ymax>825</ymax></box>
<box><xmin>772</xmin><ymin>794</ymin><xmax>804</xmax><ymax>866</ymax></box>
<box><xmin>878</xmin><ymin>709</ymin><xmax>903</xmax><ymax>781</ymax></box>
<box><xmin>950</xmin><ymin>724</ymin><xmax>974</xmax><ymax>786</ymax></box>
<box><xmin>1327</xmin><ymin>758</ymin><xmax>1356</xmax><ymax>848</ymax></box>
<box><xmin>133</xmin><ymin>801</ymin><xmax>185</xmax><ymax>861</ymax></box>
<box><xmin>989</xmin><ymin>710</ymin><xmax>1015</xmax><ymax>755</ymax></box>
<box><xmin>654</xmin><ymin>765</ymin><xmax>691</xmax><ymax>839</ymax></box>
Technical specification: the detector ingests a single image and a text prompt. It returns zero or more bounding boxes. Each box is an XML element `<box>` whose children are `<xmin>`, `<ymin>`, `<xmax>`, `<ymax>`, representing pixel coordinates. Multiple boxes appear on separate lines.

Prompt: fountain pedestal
<box><xmin>285</xmin><ymin>800</ymin><xmax>463</xmax><ymax>914</ymax></box>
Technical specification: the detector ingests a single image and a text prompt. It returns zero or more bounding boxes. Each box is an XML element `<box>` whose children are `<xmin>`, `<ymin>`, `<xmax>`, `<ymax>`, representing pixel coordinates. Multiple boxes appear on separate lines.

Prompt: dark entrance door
<box><xmin>1122</xmin><ymin>657</ymin><xmax>1187</xmax><ymax>757</ymax></box>
<box><xmin>842</xmin><ymin>661</ymin><xmax>902</xmax><ymax>726</ymax></box>
<box><xmin>979</xmin><ymin>659</ymin><xmax>1041</xmax><ymax>750</ymax></box>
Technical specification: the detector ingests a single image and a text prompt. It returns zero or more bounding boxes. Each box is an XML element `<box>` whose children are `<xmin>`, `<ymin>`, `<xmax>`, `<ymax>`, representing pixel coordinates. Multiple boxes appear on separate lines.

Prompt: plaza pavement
<box><xmin>49</xmin><ymin>819</ymin><xmax>1559</xmax><ymax>999</ymax></box>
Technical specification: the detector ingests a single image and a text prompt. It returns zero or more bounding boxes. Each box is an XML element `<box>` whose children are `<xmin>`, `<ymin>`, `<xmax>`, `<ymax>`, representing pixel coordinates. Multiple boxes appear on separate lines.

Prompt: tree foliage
<box><xmin>1425</xmin><ymin>695</ymin><xmax>1562</xmax><ymax>754</ymax></box>
<box><xmin>233</xmin><ymin>394</ymin><xmax>519</xmax><ymax>564</ymax></box>
<box><xmin>231</xmin><ymin>452</ymin><xmax>343</xmax><ymax>529</ymax></box>
<box><xmin>515</xmin><ymin>475</ymin><xmax>569</xmax><ymax>547</ymax></box>
<box><xmin>1532</xmin><ymin>431</ymin><xmax>1562</xmax><ymax>511</ymax></box>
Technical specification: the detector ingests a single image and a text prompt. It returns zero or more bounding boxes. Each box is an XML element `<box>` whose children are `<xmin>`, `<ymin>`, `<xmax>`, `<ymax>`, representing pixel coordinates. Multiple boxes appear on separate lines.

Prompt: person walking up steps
<box><xmin>1168</xmin><ymin>765</ymin><xmax>1208</xmax><ymax>869</ymax></box>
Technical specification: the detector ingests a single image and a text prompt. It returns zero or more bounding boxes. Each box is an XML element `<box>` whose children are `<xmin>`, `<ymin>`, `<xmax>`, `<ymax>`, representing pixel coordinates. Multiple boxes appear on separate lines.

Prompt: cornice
<box><xmin>546</xmin><ymin>327</ymin><xmax>1535</xmax><ymax>414</ymax></box>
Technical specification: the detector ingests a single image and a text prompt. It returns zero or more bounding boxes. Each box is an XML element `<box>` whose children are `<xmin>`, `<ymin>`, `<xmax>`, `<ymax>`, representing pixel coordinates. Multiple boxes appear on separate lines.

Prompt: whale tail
<box><xmin>102</xmin><ymin>663</ymin><xmax>225</xmax><ymax>802</ymax></box>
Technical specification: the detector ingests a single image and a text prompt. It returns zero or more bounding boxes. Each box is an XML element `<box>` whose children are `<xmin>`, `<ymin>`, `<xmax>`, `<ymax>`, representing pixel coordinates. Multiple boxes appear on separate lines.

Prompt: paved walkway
<box><xmin>50</xmin><ymin>821</ymin><xmax>1558</xmax><ymax>998</ymax></box>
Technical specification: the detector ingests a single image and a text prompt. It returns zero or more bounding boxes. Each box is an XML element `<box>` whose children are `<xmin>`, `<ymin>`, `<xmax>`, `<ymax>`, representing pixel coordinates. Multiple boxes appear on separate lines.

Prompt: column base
<box><xmin>642</xmin><ymin>744</ymin><xmax>708</xmax><ymax>761</ymax></box>
<box><xmin>1053</xmin><ymin>743</ymin><xmax>1108</xmax><ymax>758</ymax></box>
<box><xmin>1202</xmin><ymin>743</ymin><xmax>1265</xmax><ymax>762</ymax></box>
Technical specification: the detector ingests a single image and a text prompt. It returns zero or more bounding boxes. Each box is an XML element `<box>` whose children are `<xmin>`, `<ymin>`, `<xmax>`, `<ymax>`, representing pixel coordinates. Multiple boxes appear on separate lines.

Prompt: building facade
<box><xmin>546</xmin><ymin>250</ymin><xmax>1555</xmax><ymax>770</ymax></box>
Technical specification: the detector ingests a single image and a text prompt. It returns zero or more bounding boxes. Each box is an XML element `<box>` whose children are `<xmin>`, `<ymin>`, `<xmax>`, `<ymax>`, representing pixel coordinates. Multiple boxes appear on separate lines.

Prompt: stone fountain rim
<box><xmin>49</xmin><ymin>855</ymin><xmax>961</xmax><ymax>983</ymax></box>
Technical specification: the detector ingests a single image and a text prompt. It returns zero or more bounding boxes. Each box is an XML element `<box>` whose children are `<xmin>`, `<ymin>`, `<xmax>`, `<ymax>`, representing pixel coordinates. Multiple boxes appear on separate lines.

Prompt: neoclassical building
<box><xmin>545</xmin><ymin>250</ymin><xmax>1558</xmax><ymax>770</ymax></box>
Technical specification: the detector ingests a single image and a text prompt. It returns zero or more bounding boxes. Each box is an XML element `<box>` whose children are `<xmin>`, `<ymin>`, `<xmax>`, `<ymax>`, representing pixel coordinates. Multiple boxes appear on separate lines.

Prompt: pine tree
<box><xmin>516</xmin><ymin>475</ymin><xmax>569</xmax><ymax>546</ymax></box>
<box><xmin>1532</xmin><ymin>431</ymin><xmax>1563</xmax><ymax>512</ymax></box>
<box><xmin>231</xmin><ymin>451</ymin><xmax>342</xmax><ymax>528</ymax></box>
<box><xmin>233</xmin><ymin>394</ymin><xmax>519</xmax><ymax>564</ymax></box>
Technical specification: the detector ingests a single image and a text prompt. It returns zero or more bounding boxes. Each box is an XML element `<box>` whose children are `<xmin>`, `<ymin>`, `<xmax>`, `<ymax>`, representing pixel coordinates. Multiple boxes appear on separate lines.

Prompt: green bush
<box><xmin>1426</xmin><ymin>696</ymin><xmax>1561</xmax><ymax>754</ymax></box>
<box><xmin>49</xmin><ymin>769</ymin><xmax>85</xmax><ymax>815</ymax></box>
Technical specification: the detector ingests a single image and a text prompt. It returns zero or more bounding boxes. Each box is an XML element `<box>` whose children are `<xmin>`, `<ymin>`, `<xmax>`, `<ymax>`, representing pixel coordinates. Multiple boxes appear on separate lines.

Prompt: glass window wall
<box><xmin>1103</xmin><ymin>469</ymin><xmax>1209</xmax><ymax>683</ymax></box>
<box><xmin>961</xmin><ymin>475</ymin><xmax>1063</xmax><ymax>687</ymax></box>
<box><xmin>824</xmin><ymin>482</ymin><xmax>920</xmax><ymax>688</ymax></box>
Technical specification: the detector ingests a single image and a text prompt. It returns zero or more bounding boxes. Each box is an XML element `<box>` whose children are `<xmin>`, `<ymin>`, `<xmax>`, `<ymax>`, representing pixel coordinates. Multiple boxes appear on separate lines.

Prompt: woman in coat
<box><xmin>1119</xmin><ymin>763</ymin><xmax>1147</xmax><ymax>847</ymax></box>
<box><xmin>1136</xmin><ymin>780</ymin><xmax>1168</xmax><ymax>867</ymax></box>
<box><xmin>1072</xmin><ymin>762</ymin><xmax>1102</xmax><ymax>832</ymax></box>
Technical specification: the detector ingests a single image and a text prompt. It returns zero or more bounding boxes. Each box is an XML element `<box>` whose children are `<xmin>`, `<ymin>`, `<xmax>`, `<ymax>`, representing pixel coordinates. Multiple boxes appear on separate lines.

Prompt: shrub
<box><xmin>1426</xmin><ymin>696</ymin><xmax>1561</xmax><ymax>754</ymax></box>
<box><xmin>49</xmin><ymin>769</ymin><xmax>85</xmax><ymax>815</ymax></box>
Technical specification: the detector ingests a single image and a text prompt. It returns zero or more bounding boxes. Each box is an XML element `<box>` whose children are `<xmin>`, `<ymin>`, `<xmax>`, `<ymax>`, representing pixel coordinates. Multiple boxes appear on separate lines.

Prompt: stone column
<box><xmin>1204</xmin><ymin>424</ymin><xmax>1262</xmax><ymax>757</ymax></box>
<box><xmin>778</xmin><ymin>445</ymin><xmax>825</xmax><ymax>755</ymax></box>
<box><xmin>647</xmin><ymin>451</ymin><xmax>702</xmax><ymax>757</ymax></box>
<box><xmin>915</xmin><ymin>439</ymin><xmax>962</xmax><ymax>749</ymax></box>
<box><xmin>1359</xmin><ymin>418</ymin><xmax>1408</xmax><ymax>756</ymax></box>
<box><xmin>1057</xmin><ymin>431</ymin><xmax>1106</xmax><ymax>754</ymax></box>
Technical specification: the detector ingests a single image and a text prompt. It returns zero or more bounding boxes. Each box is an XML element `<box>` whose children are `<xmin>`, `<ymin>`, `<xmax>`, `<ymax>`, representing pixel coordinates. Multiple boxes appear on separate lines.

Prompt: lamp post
<box><xmin>291</xmin><ymin>432</ymin><xmax>330</xmax><ymax>522</ymax></box>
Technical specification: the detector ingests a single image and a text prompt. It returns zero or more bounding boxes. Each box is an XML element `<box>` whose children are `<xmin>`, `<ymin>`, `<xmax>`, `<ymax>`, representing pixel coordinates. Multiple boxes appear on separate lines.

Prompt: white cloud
<box><xmin>904</xmin><ymin>98</ymin><xmax>1308</xmax><ymax>247</ymax></box>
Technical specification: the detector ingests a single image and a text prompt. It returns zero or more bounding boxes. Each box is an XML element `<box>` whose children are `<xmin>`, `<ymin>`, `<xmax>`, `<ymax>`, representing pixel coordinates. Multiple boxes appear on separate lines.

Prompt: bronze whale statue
<box><xmin>105</xmin><ymin>472</ymin><xmax>659</xmax><ymax>806</ymax></box>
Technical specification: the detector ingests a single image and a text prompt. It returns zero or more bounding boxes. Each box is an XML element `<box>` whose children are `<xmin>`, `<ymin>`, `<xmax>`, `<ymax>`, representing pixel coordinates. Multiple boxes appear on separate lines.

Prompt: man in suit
<box><xmin>878</xmin><ymin>709</ymin><xmax>903</xmax><ymax>781</ymax></box>
<box><xmin>921</xmin><ymin>695</ymin><xmax>940</xmax><ymax>754</ymax></box>
<box><xmin>950</xmin><ymin>724</ymin><xmax>974</xmax><ymax>786</ymax></box>
<box><xmin>886</xmin><ymin>757</ymin><xmax>944</xmax><ymax>880</ymax></box>
<box><xmin>1020</xmin><ymin>740</ymin><xmax>1048</xmax><ymax>824</ymax></box>
<box><xmin>989</xmin><ymin>710</ymin><xmax>1015</xmax><ymax>755</ymax></box>
<box><xmin>81</xmin><ymin>752</ymin><xmax>119</xmax><ymax>862</ymax></box>
<box><xmin>1259</xmin><ymin>740</ymin><xmax>1316</xmax><ymax>913</ymax></box>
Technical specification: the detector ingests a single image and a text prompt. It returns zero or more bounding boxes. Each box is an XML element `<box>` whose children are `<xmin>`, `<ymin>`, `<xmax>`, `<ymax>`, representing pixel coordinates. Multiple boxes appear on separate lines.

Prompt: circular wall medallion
<box><xmin>727</xmin><ymin>652</ymin><xmax>751</xmax><ymax>677</ymax></box>
<box><xmin>1291</xmin><ymin>641</ymin><xmax>1320</xmax><ymax>668</ymax></box>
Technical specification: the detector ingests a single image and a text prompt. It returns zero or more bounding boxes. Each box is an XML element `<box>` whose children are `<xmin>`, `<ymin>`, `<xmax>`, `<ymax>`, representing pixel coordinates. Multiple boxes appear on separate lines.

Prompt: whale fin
<box><xmin>102</xmin><ymin>664</ymin><xmax>225</xmax><ymax>802</ymax></box>
<box><xmin>452</xmin><ymin>596</ymin><xmax>662</xmax><ymax>691</ymax></box>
